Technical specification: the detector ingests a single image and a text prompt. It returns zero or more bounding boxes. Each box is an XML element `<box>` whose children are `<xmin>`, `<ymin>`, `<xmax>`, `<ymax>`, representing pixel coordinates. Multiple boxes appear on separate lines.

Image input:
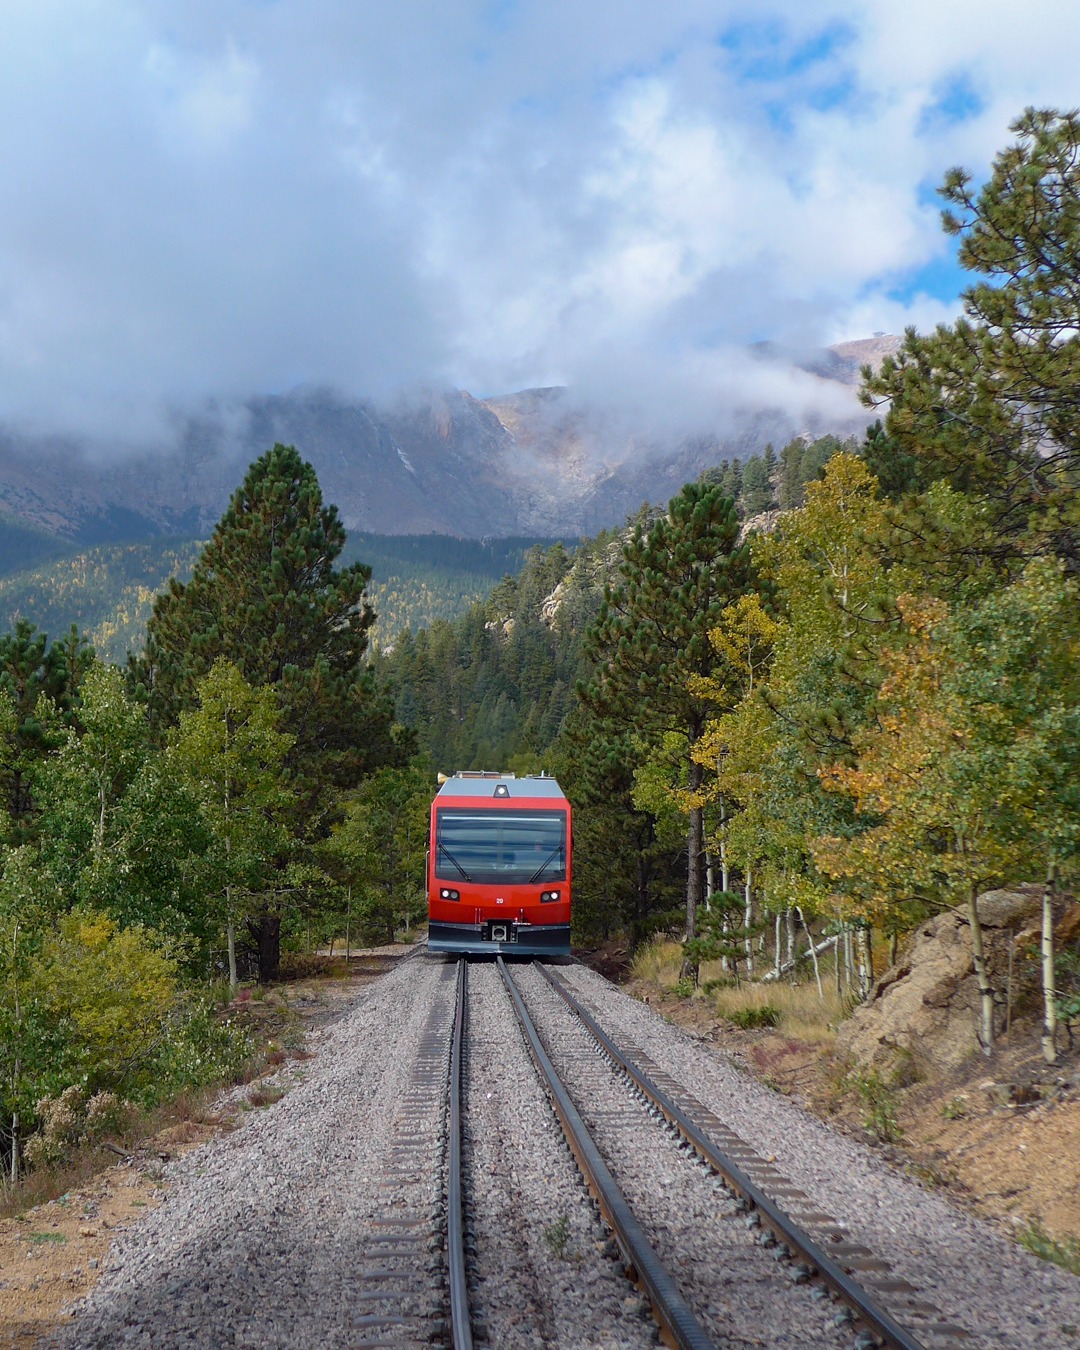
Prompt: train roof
<box><xmin>434</xmin><ymin>771</ymin><xmax>567</xmax><ymax>800</ymax></box>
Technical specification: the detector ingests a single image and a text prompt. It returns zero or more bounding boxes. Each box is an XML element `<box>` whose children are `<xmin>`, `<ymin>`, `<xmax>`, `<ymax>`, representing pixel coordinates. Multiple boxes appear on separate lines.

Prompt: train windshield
<box><xmin>435</xmin><ymin>809</ymin><xmax>567</xmax><ymax>885</ymax></box>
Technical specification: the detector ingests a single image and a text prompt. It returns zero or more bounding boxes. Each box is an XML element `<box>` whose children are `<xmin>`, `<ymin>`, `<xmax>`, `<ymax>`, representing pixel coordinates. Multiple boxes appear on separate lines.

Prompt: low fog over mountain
<box><xmin>0</xmin><ymin>338</ymin><xmax>897</xmax><ymax>547</ymax></box>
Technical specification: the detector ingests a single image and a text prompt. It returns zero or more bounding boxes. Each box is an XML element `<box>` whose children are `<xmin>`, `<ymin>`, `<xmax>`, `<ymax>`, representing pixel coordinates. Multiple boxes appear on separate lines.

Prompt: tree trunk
<box><xmin>253</xmin><ymin>910</ymin><xmax>281</xmax><ymax>983</ymax></box>
<box><xmin>855</xmin><ymin>926</ymin><xmax>872</xmax><ymax>1000</ymax></box>
<box><xmin>743</xmin><ymin>867</ymin><xmax>754</xmax><ymax>974</ymax></box>
<box><xmin>718</xmin><ymin>796</ymin><xmax>729</xmax><ymax>892</ymax></box>
<box><xmin>774</xmin><ymin>912</ymin><xmax>782</xmax><ymax>979</ymax></box>
<box><xmin>225</xmin><ymin>822</ymin><xmax>237</xmax><ymax>991</ymax></box>
<box><xmin>705</xmin><ymin>850</ymin><xmax>714</xmax><ymax>908</ymax></box>
<box><xmin>346</xmin><ymin>887</ymin><xmax>352</xmax><ymax>963</ymax></box>
<box><xmin>1042</xmin><ymin>864</ymin><xmax>1058</xmax><ymax>1065</ymax></box>
<box><xmin>96</xmin><ymin>781</ymin><xmax>108</xmax><ymax>863</ymax></box>
<box><xmin>680</xmin><ymin>757</ymin><xmax>705</xmax><ymax>982</ymax></box>
<box><xmin>762</xmin><ymin>934</ymin><xmax>837</xmax><ymax>982</ymax></box>
<box><xmin>635</xmin><ymin>818</ymin><xmax>655</xmax><ymax>938</ymax></box>
<box><xmin>11</xmin><ymin>920</ymin><xmax>21</xmax><ymax>1184</ymax></box>
<box><xmin>967</xmin><ymin>883</ymin><xmax>994</xmax><ymax>1055</ymax></box>
<box><xmin>798</xmin><ymin>907</ymin><xmax>824</xmax><ymax>999</ymax></box>
<box><xmin>785</xmin><ymin>907</ymin><xmax>795</xmax><ymax>965</ymax></box>
<box><xmin>226</xmin><ymin>915</ymin><xmax>238</xmax><ymax>993</ymax></box>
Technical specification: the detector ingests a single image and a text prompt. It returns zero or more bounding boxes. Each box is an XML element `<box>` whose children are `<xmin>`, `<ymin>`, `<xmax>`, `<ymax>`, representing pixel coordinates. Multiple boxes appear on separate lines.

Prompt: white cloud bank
<box><xmin>0</xmin><ymin>0</ymin><xmax>1078</xmax><ymax>446</ymax></box>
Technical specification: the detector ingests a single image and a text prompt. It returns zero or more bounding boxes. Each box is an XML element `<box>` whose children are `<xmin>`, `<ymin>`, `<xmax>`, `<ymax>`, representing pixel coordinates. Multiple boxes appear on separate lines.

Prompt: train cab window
<box><xmin>435</xmin><ymin>809</ymin><xmax>567</xmax><ymax>885</ymax></box>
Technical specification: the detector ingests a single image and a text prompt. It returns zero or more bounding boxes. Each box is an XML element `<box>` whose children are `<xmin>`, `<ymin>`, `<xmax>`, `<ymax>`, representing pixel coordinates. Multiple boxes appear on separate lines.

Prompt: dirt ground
<box><xmin>0</xmin><ymin>948</ymin><xmax>414</xmax><ymax>1350</ymax></box>
<box><xmin>624</xmin><ymin>974</ymin><xmax>1080</xmax><ymax>1252</ymax></box>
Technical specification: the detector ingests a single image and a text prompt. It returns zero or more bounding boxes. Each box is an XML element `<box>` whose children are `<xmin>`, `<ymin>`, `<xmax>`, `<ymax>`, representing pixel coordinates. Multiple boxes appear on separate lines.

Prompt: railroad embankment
<box><xmin>615</xmin><ymin>890</ymin><xmax>1080</xmax><ymax>1267</ymax></box>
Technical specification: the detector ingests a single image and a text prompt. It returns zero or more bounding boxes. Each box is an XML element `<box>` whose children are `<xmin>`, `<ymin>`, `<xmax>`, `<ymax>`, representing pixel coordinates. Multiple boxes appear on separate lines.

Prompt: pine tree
<box><xmin>579</xmin><ymin>481</ymin><xmax>755</xmax><ymax>974</ymax></box>
<box><xmin>763</xmin><ymin>442</ymin><xmax>778</xmax><ymax>496</ymax></box>
<box><xmin>720</xmin><ymin>460</ymin><xmax>742</xmax><ymax>505</ymax></box>
<box><xmin>0</xmin><ymin>621</ymin><xmax>92</xmax><ymax>835</ymax></box>
<box><xmin>132</xmin><ymin>444</ymin><xmax>399</xmax><ymax>978</ymax></box>
<box><xmin>778</xmin><ymin>439</ymin><xmax>805</xmax><ymax>510</ymax></box>
<box><xmin>862</xmin><ymin>107</ymin><xmax>1080</xmax><ymax>567</ymax></box>
<box><xmin>741</xmin><ymin>455</ymin><xmax>773</xmax><ymax>515</ymax></box>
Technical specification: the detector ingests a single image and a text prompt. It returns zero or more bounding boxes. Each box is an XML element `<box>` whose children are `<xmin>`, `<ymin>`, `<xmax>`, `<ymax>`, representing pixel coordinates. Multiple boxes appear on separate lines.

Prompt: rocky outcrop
<box><xmin>836</xmin><ymin>887</ymin><xmax>1047</xmax><ymax>1072</ymax></box>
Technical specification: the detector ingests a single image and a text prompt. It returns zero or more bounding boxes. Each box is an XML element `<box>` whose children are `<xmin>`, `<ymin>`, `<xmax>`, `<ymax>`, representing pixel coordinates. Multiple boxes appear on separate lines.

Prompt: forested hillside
<box><xmin>0</xmin><ymin>532</ymin><xmax>565</xmax><ymax>663</ymax></box>
<box><xmin>0</xmin><ymin>540</ymin><xmax>204</xmax><ymax>662</ymax></box>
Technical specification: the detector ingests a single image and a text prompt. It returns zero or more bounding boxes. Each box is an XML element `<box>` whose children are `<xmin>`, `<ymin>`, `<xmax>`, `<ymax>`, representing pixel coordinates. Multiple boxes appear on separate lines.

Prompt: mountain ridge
<box><xmin>0</xmin><ymin>337</ymin><xmax>900</xmax><ymax>547</ymax></box>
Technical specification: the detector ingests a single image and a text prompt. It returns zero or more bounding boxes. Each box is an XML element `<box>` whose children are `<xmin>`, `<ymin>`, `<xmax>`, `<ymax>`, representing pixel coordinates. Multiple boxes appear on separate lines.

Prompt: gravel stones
<box><xmin>47</xmin><ymin>951</ymin><xmax>1080</xmax><ymax>1350</ymax></box>
<box><xmin>558</xmin><ymin>962</ymin><xmax>1080</xmax><ymax>1350</ymax></box>
<box><xmin>510</xmin><ymin>963</ymin><xmax>852</xmax><ymax>1348</ymax></box>
<box><xmin>50</xmin><ymin>953</ymin><xmax>454</xmax><ymax>1348</ymax></box>
<box><xmin>463</xmin><ymin>960</ymin><xmax>654</xmax><ymax>1350</ymax></box>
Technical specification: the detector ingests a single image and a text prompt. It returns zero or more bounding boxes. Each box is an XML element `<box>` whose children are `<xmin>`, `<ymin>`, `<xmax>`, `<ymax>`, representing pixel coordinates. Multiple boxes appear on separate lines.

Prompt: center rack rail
<box><xmin>496</xmin><ymin>955</ymin><xmax>716</xmax><ymax>1350</ymax></box>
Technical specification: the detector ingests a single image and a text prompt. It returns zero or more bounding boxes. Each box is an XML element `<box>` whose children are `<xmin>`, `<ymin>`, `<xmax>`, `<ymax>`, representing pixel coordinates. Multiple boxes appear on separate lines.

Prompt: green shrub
<box><xmin>151</xmin><ymin>997</ymin><xmax>255</xmax><ymax>1095</ymax></box>
<box><xmin>30</xmin><ymin>909</ymin><xmax>181</xmax><ymax>1097</ymax></box>
<box><xmin>1017</xmin><ymin>1219</ymin><xmax>1080</xmax><ymax>1276</ymax></box>
<box><xmin>851</xmin><ymin>1069</ymin><xmax>903</xmax><ymax>1143</ymax></box>
<box><xmin>728</xmin><ymin>1004</ymin><xmax>781</xmax><ymax>1030</ymax></box>
<box><xmin>702</xmin><ymin>976</ymin><xmax>737</xmax><ymax>994</ymax></box>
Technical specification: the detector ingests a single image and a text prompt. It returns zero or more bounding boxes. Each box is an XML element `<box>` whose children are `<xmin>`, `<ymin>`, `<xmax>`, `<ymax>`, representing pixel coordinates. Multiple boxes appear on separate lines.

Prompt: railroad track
<box><xmin>47</xmin><ymin>948</ymin><xmax>1068</xmax><ymax>1348</ymax></box>
<box><xmin>445</xmin><ymin>955</ymin><xmax>971</xmax><ymax>1350</ymax></box>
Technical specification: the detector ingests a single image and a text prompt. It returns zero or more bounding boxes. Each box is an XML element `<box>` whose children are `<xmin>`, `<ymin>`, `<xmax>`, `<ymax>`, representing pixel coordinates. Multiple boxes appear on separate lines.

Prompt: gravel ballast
<box><xmin>45</xmin><ymin>950</ymin><xmax>1080</xmax><ymax>1350</ymax></box>
<box><xmin>558</xmin><ymin>961</ymin><xmax>1080</xmax><ymax>1350</ymax></box>
<box><xmin>511</xmin><ymin>962</ymin><xmax>855</xmax><ymax>1348</ymax></box>
<box><xmin>50</xmin><ymin>953</ymin><xmax>455</xmax><ymax>1348</ymax></box>
<box><xmin>463</xmin><ymin>960</ymin><xmax>654</xmax><ymax>1349</ymax></box>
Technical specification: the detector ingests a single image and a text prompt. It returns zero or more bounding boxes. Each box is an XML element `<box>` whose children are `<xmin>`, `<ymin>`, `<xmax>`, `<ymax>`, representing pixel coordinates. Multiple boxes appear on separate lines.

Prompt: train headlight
<box><xmin>540</xmin><ymin>889</ymin><xmax>561</xmax><ymax>903</ymax></box>
<box><xmin>439</xmin><ymin>888</ymin><xmax>460</xmax><ymax>901</ymax></box>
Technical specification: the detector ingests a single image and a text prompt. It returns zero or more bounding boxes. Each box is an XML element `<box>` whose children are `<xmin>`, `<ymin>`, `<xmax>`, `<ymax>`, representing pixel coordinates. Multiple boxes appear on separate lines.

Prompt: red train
<box><xmin>426</xmin><ymin>771</ymin><xmax>572</xmax><ymax>956</ymax></box>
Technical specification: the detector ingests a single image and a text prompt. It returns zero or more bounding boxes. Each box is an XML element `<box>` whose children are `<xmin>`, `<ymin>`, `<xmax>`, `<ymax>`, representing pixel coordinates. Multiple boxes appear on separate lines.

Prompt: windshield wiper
<box><xmin>438</xmin><ymin>844</ymin><xmax>472</xmax><ymax>883</ymax></box>
<box><xmin>528</xmin><ymin>846</ymin><xmax>563</xmax><ymax>884</ymax></box>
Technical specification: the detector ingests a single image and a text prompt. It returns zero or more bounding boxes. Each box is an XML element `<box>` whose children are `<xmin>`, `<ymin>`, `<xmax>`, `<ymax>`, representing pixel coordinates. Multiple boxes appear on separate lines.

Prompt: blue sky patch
<box><xmin>919</xmin><ymin>73</ymin><xmax>985</xmax><ymax>134</ymax></box>
<box><xmin>885</xmin><ymin>241</ymin><xmax>969</xmax><ymax>306</ymax></box>
<box><xmin>718</xmin><ymin>19</ymin><xmax>854</xmax><ymax>84</ymax></box>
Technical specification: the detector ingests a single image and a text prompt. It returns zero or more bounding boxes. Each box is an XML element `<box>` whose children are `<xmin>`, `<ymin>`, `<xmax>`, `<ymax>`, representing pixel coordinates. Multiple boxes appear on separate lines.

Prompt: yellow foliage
<box><xmin>31</xmin><ymin>910</ymin><xmax>180</xmax><ymax>1088</ymax></box>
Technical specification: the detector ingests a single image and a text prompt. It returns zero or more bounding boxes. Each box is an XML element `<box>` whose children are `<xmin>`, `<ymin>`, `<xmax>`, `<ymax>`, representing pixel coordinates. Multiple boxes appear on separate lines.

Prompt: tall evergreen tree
<box><xmin>579</xmin><ymin>481</ymin><xmax>755</xmax><ymax>975</ymax></box>
<box><xmin>132</xmin><ymin>444</ymin><xmax>399</xmax><ymax>977</ymax></box>
<box><xmin>0</xmin><ymin>622</ymin><xmax>92</xmax><ymax>834</ymax></box>
<box><xmin>741</xmin><ymin>455</ymin><xmax>773</xmax><ymax>515</ymax></box>
<box><xmin>778</xmin><ymin>438</ymin><xmax>805</xmax><ymax>510</ymax></box>
<box><xmin>862</xmin><ymin>107</ymin><xmax>1080</xmax><ymax>567</ymax></box>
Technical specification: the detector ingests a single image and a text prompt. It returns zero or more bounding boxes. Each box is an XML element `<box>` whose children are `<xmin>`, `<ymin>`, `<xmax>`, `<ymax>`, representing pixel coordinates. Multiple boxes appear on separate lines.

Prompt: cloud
<box><xmin>0</xmin><ymin>0</ymin><xmax>1078</xmax><ymax>446</ymax></box>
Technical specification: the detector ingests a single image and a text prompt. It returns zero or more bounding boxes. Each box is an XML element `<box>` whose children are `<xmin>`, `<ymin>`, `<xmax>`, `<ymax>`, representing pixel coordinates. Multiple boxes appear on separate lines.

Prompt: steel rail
<box><xmin>537</xmin><ymin>962</ymin><xmax>930</xmax><ymax>1350</ymax></box>
<box><xmin>496</xmin><ymin>956</ymin><xmax>715</xmax><ymax>1350</ymax></box>
<box><xmin>448</xmin><ymin>959</ymin><xmax>473</xmax><ymax>1350</ymax></box>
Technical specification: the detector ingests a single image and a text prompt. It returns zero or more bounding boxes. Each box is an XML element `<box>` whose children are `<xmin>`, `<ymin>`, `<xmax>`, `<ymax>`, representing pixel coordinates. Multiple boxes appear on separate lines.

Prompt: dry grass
<box><xmin>711</xmin><ymin>981</ymin><xmax>843</xmax><ymax>1045</ymax></box>
<box><xmin>630</xmin><ymin>937</ymin><xmax>684</xmax><ymax>988</ymax></box>
<box><xmin>0</xmin><ymin>1146</ymin><xmax>119</xmax><ymax>1221</ymax></box>
<box><xmin>631</xmin><ymin>936</ymin><xmax>842</xmax><ymax>1044</ymax></box>
<box><xmin>247</xmin><ymin>1085</ymin><xmax>287</xmax><ymax>1109</ymax></box>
